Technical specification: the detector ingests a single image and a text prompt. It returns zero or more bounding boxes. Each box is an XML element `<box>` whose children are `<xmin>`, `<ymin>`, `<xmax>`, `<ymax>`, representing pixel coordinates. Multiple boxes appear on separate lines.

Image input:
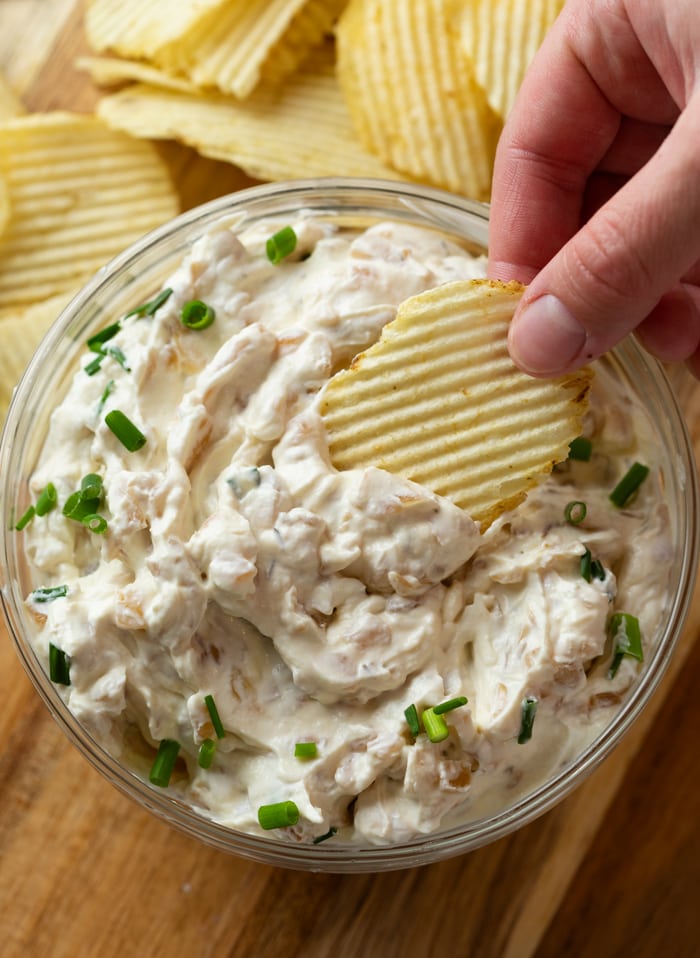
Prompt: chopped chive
<box><xmin>294</xmin><ymin>741</ymin><xmax>318</xmax><ymax>760</ymax></box>
<box><xmin>421</xmin><ymin>707</ymin><xmax>449</xmax><ymax>743</ymax></box>
<box><xmin>35</xmin><ymin>483</ymin><xmax>58</xmax><ymax>517</ymax></box>
<box><xmin>580</xmin><ymin>546</ymin><xmax>605</xmax><ymax>582</ymax></box>
<box><xmin>15</xmin><ymin>505</ymin><xmax>35</xmax><ymax>531</ymax></box>
<box><xmin>404</xmin><ymin>703</ymin><xmax>421</xmax><ymax>737</ymax></box>
<box><xmin>49</xmin><ymin>642</ymin><xmax>71</xmax><ymax>685</ymax></box>
<box><xmin>87</xmin><ymin>322</ymin><xmax>121</xmax><ymax>349</ymax></box>
<box><xmin>97</xmin><ymin>379</ymin><xmax>115</xmax><ymax>414</ymax></box>
<box><xmin>84</xmin><ymin>353</ymin><xmax>104</xmax><ymax>376</ymax></box>
<box><xmin>198</xmin><ymin>738</ymin><xmax>216</xmax><ymax>769</ymax></box>
<box><xmin>80</xmin><ymin>473</ymin><xmax>103</xmax><ymax>500</ymax></box>
<box><xmin>591</xmin><ymin>558</ymin><xmax>606</xmax><ymax>581</ymax></box>
<box><xmin>564</xmin><ymin>500</ymin><xmax>587</xmax><ymax>525</ymax></box>
<box><xmin>608</xmin><ymin>612</ymin><xmax>643</xmax><ymax>678</ymax></box>
<box><xmin>312</xmin><ymin>827</ymin><xmax>338</xmax><ymax>845</ymax></box>
<box><xmin>125</xmin><ymin>287</ymin><xmax>173</xmax><ymax>319</ymax></box>
<box><xmin>82</xmin><ymin>513</ymin><xmax>108</xmax><ymax>535</ymax></box>
<box><xmin>609</xmin><ymin>462</ymin><xmax>649</xmax><ymax>508</ymax></box>
<box><xmin>103</xmin><ymin>345</ymin><xmax>131</xmax><ymax>372</ymax></box>
<box><xmin>149</xmin><ymin>738</ymin><xmax>180</xmax><ymax>788</ymax></box>
<box><xmin>257</xmin><ymin>800</ymin><xmax>300</xmax><ymax>830</ymax></box>
<box><xmin>568</xmin><ymin>436</ymin><xmax>592</xmax><ymax>461</ymax></box>
<box><xmin>105</xmin><ymin>409</ymin><xmax>147</xmax><ymax>452</ymax></box>
<box><xmin>63</xmin><ymin>492</ymin><xmax>101</xmax><ymax>521</ymax></box>
<box><xmin>266</xmin><ymin>225</ymin><xmax>297</xmax><ymax>265</ymax></box>
<box><xmin>433</xmin><ymin>696</ymin><xmax>468</xmax><ymax>715</ymax></box>
<box><xmin>227</xmin><ymin>467</ymin><xmax>261</xmax><ymax>498</ymax></box>
<box><xmin>181</xmin><ymin>299</ymin><xmax>216</xmax><ymax>330</ymax></box>
<box><xmin>204</xmin><ymin>693</ymin><xmax>225</xmax><ymax>739</ymax></box>
<box><xmin>30</xmin><ymin>585</ymin><xmax>68</xmax><ymax>602</ymax></box>
<box><xmin>517</xmin><ymin>696</ymin><xmax>538</xmax><ymax>744</ymax></box>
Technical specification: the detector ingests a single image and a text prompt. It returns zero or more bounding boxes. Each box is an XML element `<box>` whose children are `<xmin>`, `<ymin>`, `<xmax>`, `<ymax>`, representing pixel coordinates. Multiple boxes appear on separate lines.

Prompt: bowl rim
<box><xmin>1</xmin><ymin>177</ymin><xmax>697</xmax><ymax>872</ymax></box>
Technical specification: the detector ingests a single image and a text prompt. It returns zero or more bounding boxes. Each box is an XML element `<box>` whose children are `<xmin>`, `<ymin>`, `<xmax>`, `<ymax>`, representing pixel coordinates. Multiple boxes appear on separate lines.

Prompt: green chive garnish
<box><xmin>204</xmin><ymin>693</ymin><xmax>225</xmax><ymax>739</ymax></box>
<box><xmin>87</xmin><ymin>322</ymin><xmax>121</xmax><ymax>349</ymax></box>
<box><xmin>149</xmin><ymin>739</ymin><xmax>180</xmax><ymax>787</ymax></box>
<box><xmin>312</xmin><ymin>827</ymin><xmax>338</xmax><ymax>845</ymax></box>
<box><xmin>35</xmin><ymin>483</ymin><xmax>58</xmax><ymax>517</ymax></box>
<box><xmin>125</xmin><ymin>287</ymin><xmax>173</xmax><ymax>319</ymax></box>
<box><xmin>568</xmin><ymin>436</ymin><xmax>592</xmax><ymax>461</ymax></box>
<box><xmin>30</xmin><ymin>585</ymin><xmax>68</xmax><ymax>602</ymax></box>
<box><xmin>608</xmin><ymin>612</ymin><xmax>643</xmax><ymax>678</ymax></box>
<box><xmin>294</xmin><ymin>742</ymin><xmax>317</xmax><ymax>760</ymax></box>
<box><xmin>198</xmin><ymin>738</ymin><xmax>216</xmax><ymax>769</ymax></box>
<box><xmin>517</xmin><ymin>696</ymin><xmax>538</xmax><ymax>744</ymax></box>
<box><xmin>421</xmin><ymin>707</ymin><xmax>449</xmax><ymax>743</ymax></box>
<box><xmin>49</xmin><ymin>642</ymin><xmax>71</xmax><ymax>685</ymax></box>
<box><xmin>105</xmin><ymin>409</ymin><xmax>147</xmax><ymax>452</ymax></box>
<box><xmin>80</xmin><ymin>473</ymin><xmax>103</xmax><ymax>500</ymax></box>
<box><xmin>609</xmin><ymin>462</ymin><xmax>649</xmax><ymax>508</ymax></box>
<box><xmin>15</xmin><ymin>505</ymin><xmax>35</xmax><ymax>531</ymax></box>
<box><xmin>103</xmin><ymin>345</ymin><xmax>131</xmax><ymax>372</ymax></box>
<box><xmin>97</xmin><ymin>379</ymin><xmax>115</xmax><ymax>414</ymax></box>
<box><xmin>257</xmin><ymin>800</ymin><xmax>300</xmax><ymax>830</ymax></box>
<box><xmin>63</xmin><ymin>492</ymin><xmax>101</xmax><ymax>521</ymax></box>
<box><xmin>579</xmin><ymin>547</ymin><xmax>605</xmax><ymax>582</ymax></box>
<box><xmin>564</xmin><ymin>500</ymin><xmax>587</xmax><ymax>525</ymax></box>
<box><xmin>266</xmin><ymin>225</ymin><xmax>297</xmax><ymax>265</ymax></box>
<box><xmin>433</xmin><ymin>696</ymin><xmax>468</xmax><ymax>715</ymax></box>
<box><xmin>82</xmin><ymin>514</ymin><xmax>108</xmax><ymax>535</ymax></box>
<box><xmin>84</xmin><ymin>354</ymin><xmax>104</xmax><ymax>376</ymax></box>
<box><xmin>404</xmin><ymin>703</ymin><xmax>421</xmax><ymax>737</ymax></box>
<box><xmin>181</xmin><ymin>299</ymin><xmax>216</xmax><ymax>330</ymax></box>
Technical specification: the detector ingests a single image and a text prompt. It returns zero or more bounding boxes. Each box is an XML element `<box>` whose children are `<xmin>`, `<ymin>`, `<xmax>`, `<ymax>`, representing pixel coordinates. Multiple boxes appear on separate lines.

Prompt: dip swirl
<box><xmin>22</xmin><ymin>215</ymin><xmax>671</xmax><ymax>845</ymax></box>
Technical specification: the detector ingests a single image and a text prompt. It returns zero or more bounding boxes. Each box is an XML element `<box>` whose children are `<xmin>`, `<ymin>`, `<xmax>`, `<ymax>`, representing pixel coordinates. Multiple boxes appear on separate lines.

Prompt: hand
<box><xmin>488</xmin><ymin>0</ymin><xmax>700</xmax><ymax>377</ymax></box>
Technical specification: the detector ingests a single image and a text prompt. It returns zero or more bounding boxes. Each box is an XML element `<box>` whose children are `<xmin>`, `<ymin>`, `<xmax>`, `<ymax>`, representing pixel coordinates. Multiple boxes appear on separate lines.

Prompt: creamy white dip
<box><xmin>22</xmin><ymin>215</ymin><xmax>672</xmax><ymax>845</ymax></box>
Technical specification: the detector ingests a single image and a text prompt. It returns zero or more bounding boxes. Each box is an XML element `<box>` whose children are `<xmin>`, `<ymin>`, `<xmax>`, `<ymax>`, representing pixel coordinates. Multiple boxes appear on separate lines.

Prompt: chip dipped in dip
<box><xmin>18</xmin><ymin>211</ymin><xmax>672</xmax><ymax>847</ymax></box>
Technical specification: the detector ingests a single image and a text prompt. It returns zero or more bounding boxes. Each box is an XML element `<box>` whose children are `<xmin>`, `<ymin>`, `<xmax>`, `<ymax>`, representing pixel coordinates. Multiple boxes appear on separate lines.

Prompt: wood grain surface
<box><xmin>1</xmin><ymin>5</ymin><xmax>699</xmax><ymax>956</ymax></box>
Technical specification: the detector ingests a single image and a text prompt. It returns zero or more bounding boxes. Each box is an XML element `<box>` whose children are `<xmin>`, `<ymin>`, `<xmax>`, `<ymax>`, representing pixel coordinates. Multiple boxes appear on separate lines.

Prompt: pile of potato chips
<box><xmin>0</xmin><ymin>76</ymin><xmax>178</xmax><ymax>420</ymax></box>
<box><xmin>80</xmin><ymin>0</ymin><xmax>564</xmax><ymax>200</ymax></box>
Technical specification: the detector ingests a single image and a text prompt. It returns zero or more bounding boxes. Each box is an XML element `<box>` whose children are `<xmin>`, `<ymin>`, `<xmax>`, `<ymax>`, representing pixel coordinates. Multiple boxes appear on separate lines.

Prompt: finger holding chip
<box><xmin>320</xmin><ymin>280</ymin><xmax>592</xmax><ymax>529</ymax></box>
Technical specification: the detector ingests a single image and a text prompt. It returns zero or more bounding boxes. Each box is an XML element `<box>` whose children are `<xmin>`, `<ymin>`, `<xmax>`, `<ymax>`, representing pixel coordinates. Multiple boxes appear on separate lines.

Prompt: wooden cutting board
<box><xmin>2</xmin><ymin>5</ymin><xmax>700</xmax><ymax>956</ymax></box>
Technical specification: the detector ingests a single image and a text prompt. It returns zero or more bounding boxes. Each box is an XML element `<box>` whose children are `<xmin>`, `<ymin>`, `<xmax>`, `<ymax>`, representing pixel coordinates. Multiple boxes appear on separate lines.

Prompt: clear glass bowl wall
<box><xmin>0</xmin><ymin>179</ymin><xmax>697</xmax><ymax>872</ymax></box>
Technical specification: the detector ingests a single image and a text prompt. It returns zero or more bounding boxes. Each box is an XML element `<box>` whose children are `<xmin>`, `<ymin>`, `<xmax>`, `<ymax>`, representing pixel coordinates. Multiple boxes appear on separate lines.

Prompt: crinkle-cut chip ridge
<box><xmin>96</xmin><ymin>46</ymin><xmax>405</xmax><ymax>183</ymax></box>
<box><xmin>154</xmin><ymin>0</ymin><xmax>348</xmax><ymax>99</ymax></box>
<box><xmin>0</xmin><ymin>111</ymin><xmax>178</xmax><ymax>309</ymax></box>
<box><xmin>84</xmin><ymin>0</ymin><xmax>229</xmax><ymax>58</ymax></box>
<box><xmin>319</xmin><ymin>279</ymin><xmax>592</xmax><ymax>529</ymax></box>
<box><xmin>460</xmin><ymin>0</ymin><xmax>565</xmax><ymax>119</ymax></box>
<box><xmin>335</xmin><ymin>0</ymin><xmax>501</xmax><ymax>200</ymax></box>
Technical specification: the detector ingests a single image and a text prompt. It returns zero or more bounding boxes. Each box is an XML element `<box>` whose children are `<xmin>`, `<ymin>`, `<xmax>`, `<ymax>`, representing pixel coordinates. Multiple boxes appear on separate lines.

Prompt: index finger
<box><xmin>487</xmin><ymin>2</ymin><xmax>673</xmax><ymax>282</ymax></box>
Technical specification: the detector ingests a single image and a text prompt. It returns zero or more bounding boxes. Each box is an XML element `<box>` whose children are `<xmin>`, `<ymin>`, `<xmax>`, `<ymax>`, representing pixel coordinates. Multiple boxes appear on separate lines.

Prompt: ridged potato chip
<box><xmin>460</xmin><ymin>0</ymin><xmax>565</xmax><ymax>118</ymax></box>
<box><xmin>0</xmin><ymin>112</ymin><xmax>179</xmax><ymax>309</ymax></box>
<box><xmin>77</xmin><ymin>55</ymin><xmax>200</xmax><ymax>93</ymax></box>
<box><xmin>0</xmin><ymin>174</ymin><xmax>9</xmax><ymax>238</ymax></box>
<box><xmin>96</xmin><ymin>46</ymin><xmax>405</xmax><ymax>182</ymax></box>
<box><xmin>319</xmin><ymin>280</ymin><xmax>592</xmax><ymax>528</ymax></box>
<box><xmin>84</xmin><ymin>0</ymin><xmax>229</xmax><ymax>59</ymax></box>
<box><xmin>156</xmin><ymin>0</ymin><xmax>347</xmax><ymax>99</ymax></box>
<box><xmin>335</xmin><ymin>0</ymin><xmax>501</xmax><ymax>200</ymax></box>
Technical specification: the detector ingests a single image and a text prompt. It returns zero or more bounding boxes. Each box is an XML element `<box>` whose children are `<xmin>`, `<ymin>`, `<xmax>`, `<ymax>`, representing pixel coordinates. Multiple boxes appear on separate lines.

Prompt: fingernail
<box><xmin>509</xmin><ymin>295</ymin><xmax>586</xmax><ymax>375</ymax></box>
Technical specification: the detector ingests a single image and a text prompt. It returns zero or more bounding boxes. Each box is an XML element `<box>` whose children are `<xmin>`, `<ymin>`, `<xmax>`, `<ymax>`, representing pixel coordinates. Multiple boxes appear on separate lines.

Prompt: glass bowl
<box><xmin>0</xmin><ymin>178</ymin><xmax>697</xmax><ymax>872</ymax></box>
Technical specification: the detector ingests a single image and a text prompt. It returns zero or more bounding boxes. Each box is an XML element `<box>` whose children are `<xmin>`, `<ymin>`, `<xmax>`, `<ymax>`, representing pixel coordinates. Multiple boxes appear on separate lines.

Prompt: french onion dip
<box><xmin>22</xmin><ymin>215</ymin><xmax>671</xmax><ymax>845</ymax></box>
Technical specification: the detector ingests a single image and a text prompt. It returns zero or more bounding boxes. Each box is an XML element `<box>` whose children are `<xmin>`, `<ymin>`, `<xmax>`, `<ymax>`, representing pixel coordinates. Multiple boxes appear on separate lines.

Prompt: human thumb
<box><xmin>508</xmin><ymin>95</ymin><xmax>700</xmax><ymax>376</ymax></box>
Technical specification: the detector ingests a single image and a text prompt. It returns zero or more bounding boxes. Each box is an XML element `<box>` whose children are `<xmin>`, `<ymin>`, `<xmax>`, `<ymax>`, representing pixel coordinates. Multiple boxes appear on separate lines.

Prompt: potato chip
<box><xmin>0</xmin><ymin>71</ymin><xmax>24</xmax><ymax>120</ymax></box>
<box><xmin>0</xmin><ymin>174</ymin><xmax>9</xmax><ymax>238</ymax></box>
<box><xmin>0</xmin><ymin>112</ymin><xmax>179</xmax><ymax>310</ymax></box>
<box><xmin>0</xmin><ymin>290</ymin><xmax>75</xmax><ymax>423</ymax></box>
<box><xmin>84</xmin><ymin>0</ymin><xmax>229</xmax><ymax>59</ymax></box>
<box><xmin>319</xmin><ymin>280</ymin><xmax>592</xmax><ymax>528</ymax></box>
<box><xmin>156</xmin><ymin>0</ymin><xmax>347</xmax><ymax>99</ymax></box>
<box><xmin>335</xmin><ymin>0</ymin><xmax>501</xmax><ymax>201</ymax></box>
<box><xmin>460</xmin><ymin>0</ymin><xmax>565</xmax><ymax>119</ymax></box>
<box><xmin>77</xmin><ymin>56</ymin><xmax>200</xmax><ymax>93</ymax></box>
<box><xmin>96</xmin><ymin>46</ymin><xmax>405</xmax><ymax>182</ymax></box>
